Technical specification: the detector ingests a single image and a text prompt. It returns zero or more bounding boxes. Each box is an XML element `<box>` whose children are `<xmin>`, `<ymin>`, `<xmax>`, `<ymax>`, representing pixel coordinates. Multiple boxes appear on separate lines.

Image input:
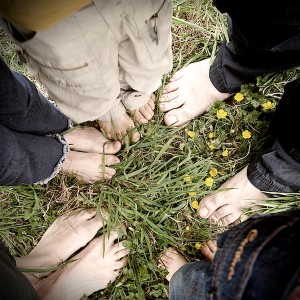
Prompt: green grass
<box><xmin>1</xmin><ymin>0</ymin><xmax>300</xmax><ymax>299</ymax></box>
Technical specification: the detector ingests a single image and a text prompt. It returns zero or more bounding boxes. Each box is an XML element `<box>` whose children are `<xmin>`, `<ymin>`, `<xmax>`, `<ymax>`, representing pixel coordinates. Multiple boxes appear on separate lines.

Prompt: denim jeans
<box><xmin>170</xmin><ymin>209</ymin><xmax>300</xmax><ymax>300</ymax></box>
<box><xmin>208</xmin><ymin>0</ymin><xmax>300</xmax><ymax>194</ymax></box>
<box><xmin>0</xmin><ymin>57</ymin><xmax>70</xmax><ymax>185</ymax></box>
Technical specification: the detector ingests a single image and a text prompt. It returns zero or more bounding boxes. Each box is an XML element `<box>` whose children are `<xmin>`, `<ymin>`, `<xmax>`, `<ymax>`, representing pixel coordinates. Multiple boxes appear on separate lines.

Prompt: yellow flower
<box><xmin>188</xmin><ymin>191</ymin><xmax>196</xmax><ymax>197</ymax></box>
<box><xmin>186</xmin><ymin>226</ymin><xmax>190</xmax><ymax>231</ymax></box>
<box><xmin>262</xmin><ymin>101</ymin><xmax>275</xmax><ymax>110</ymax></box>
<box><xmin>192</xmin><ymin>200</ymin><xmax>199</xmax><ymax>209</ymax></box>
<box><xmin>242</xmin><ymin>130</ymin><xmax>252</xmax><ymax>139</ymax></box>
<box><xmin>234</xmin><ymin>92</ymin><xmax>244</xmax><ymax>102</ymax></box>
<box><xmin>208</xmin><ymin>132</ymin><xmax>214</xmax><ymax>139</ymax></box>
<box><xmin>209</xmin><ymin>143</ymin><xmax>215</xmax><ymax>150</ymax></box>
<box><xmin>204</xmin><ymin>177</ymin><xmax>214</xmax><ymax>187</ymax></box>
<box><xmin>216</xmin><ymin>109</ymin><xmax>228</xmax><ymax>119</ymax></box>
<box><xmin>195</xmin><ymin>242</ymin><xmax>202</xmax><ymax>250</ymax></box>
<box><xmin>222</xmin><ymin>149</ymin><xmax>229</xmax><ymax>157</ymax></box>
<box><xmin>184</xmin><ymin>176</ymin><xmax>192</xmax><ymax>183</ymax></box>
<box><xmin>209</xmin><ymin>168</ymin><xmax>218</xmax><ymax>177</ymax></box>
<box><xmin>187</xmin><ymin>131</ymin><xmax>196</xmax><ymax>138</ymax></box>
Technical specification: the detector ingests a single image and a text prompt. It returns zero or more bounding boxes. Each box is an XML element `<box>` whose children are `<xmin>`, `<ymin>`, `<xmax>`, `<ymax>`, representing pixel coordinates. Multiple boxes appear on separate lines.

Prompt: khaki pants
<box><xmin>13</xmin><ymin>0</ymin><xmax>173</xmax><ymax>123</ymax></box>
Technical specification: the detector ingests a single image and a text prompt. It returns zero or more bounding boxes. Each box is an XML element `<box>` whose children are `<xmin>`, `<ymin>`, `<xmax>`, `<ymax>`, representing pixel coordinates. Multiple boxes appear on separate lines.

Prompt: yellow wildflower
<box><xmin>242</xmin><ymin>130</ymin><xmax>252</xmax><ymax>139</ymax></box>
<box><xmin>184</xmin><ymin>176</ymin><xmax>192</xmax><ymax>183</ymax></box>
<box><xmin>216</xmin><ymin>109</ymin><xmax>228</xmax><ymax>119</ymax></box>
<box><xmin>234</xmin><ymin>92</ymin><xmax>244</xmax><ymax>102</ymax></box>
<box><xmin>195</xmin><ymin>242</ymin><xmax>202</xmax><ymax>250</ymax></box>
<box><xmin>204</xmin><ymin>177</ymin><xmax>214</xmax><ymax>187</ymax></box>
<box><xmin>209</xmin><ymin>143</ymin><xmax>215</xmax><ymax>150</ymax></box>
<box><xmin>188</xmin><ymin>191</ymin><xmax>196</xmax><ymax>197</ymax></box>
<box><xmin>222</xmin><ymin>149</ymin><xmax>229</xmax><ymax>157</ymax></box>
<box><xmin>187</xmin><ymin>131</ymin><xmax>196</xmax><ymax>138</ymax></box>
<box><xmin>209</xmin><ymin>168</ymin><xmax>218</xmax><ymax>177</ymax></box>
<box><xmin>192</xmin><ymin>200</ymin><xmax>199</xmax><ymax>209</ymax></box>
<box><xmin>262</xmin><ymin>101</ymin><xmax>276</xmax><ymax>110</ymax></box>
<box><xmin>208</xmin><ymin>132</ymin><xmax>214</xmax><ymax>139</ymax></box>
<box><xmin>186</xmin><ymin>226</ymin><xmax>190</xmax><ymax>231</ymax></box>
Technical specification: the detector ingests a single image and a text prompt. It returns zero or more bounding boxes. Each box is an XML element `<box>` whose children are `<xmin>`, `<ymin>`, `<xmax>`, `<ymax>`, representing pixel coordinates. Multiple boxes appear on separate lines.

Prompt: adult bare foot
<box><xmin>36</xmin><ymin>231</ymin><xmax>129</xmax><ymax>300</ymax></box>
<box><xmin>98</xmin><ymin>113</ymin><xmax>140</xmax><ymax>145</ymax></box>
<box><xmin>160</xmin><ymin>58</ymin><xmax>232</xmax><ymax>126</ymax></box>
<box><xmin>159</xmin><ymin>248</ymin><xmax>188</xmax><ymax>281</ymax></box>
<box><xmin>127</xmin><ymin>93</ymin><xmax>156</xmax><ymax>125</ymax></box>
<box><xmin>199</xmin><ymin>240</ymin><xmax>217</xmax><ymax>262</ymax></box>
<box><xmin>16</xmin><ymin>209</ymin><xmax>106</xmax><ymax>270</ymax></box>
<box><xmin>61</xmin><ymin>151</ymin><xmax>120</xmax><ymax>183</ymax></box>
<box><xmin>64</xmin><ymin>127</ymin><xmax>121</xmax><ymax>154</ymax></box>
<box><xmin>198</xmin><ymin>166</ymin><xmax>267</xmax><ymax>226</ymax></box>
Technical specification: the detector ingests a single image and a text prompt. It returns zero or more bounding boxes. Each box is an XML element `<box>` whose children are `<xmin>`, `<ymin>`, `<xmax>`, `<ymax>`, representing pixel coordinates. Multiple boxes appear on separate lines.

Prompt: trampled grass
<box><xmin>1</xmin><ymin>1</ymin><xmax>300</xmax><ymax>299</ymax></box>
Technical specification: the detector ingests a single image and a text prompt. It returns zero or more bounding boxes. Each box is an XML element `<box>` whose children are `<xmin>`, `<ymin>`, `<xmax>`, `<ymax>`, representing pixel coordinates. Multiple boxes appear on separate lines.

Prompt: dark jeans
<box><xmin>0</xmin><ymin>242</ymin><xmax>40</xmax><ymax>300</ymax></box>
<box><xmin>170</xmin><ymin>209</ymin><xmax>300</xmax><ymax>300</ymax></box>
<box><xmin>208</xmin><ymin>0</ymin><xmax>300</xmax><ymax>194</ymax></box>
<box><xmin>0</xmin><ymin>57</ymin><xmax>70</xmax><ymax>185</ymax></box>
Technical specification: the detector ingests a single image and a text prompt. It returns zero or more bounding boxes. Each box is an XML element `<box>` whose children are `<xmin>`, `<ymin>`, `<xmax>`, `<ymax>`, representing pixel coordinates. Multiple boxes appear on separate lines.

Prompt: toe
<box><xmin>103</xmin><ymin>141</ymin><xmax>122</xmax><ymax>154</ymax></box>
<box><xmin>160</xmin><ymin>93</ymin><xmax>184</xmax><ymax>112</ymax></box>
<box><xmin>163</xmin><ymin>105</ymin><xmax>195</xmax><ymax>127</ymax></box>
<box><xmin>198</xmin><ymin>192</ymin><xmax>228</xmax><ymax>219</ymax></box>
<box><xmin>101</xmin><ymin>154</ymin><xmax>120</xmax><ymax>166</ymax></box>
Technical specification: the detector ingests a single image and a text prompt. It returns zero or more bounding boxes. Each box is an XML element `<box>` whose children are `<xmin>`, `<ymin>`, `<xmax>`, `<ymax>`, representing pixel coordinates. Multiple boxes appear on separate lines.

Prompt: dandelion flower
<box><xmin>222</xmin><ymin>149</ymin><xmax>229</xmax><ymax>157</ymax></box>
<box><xmin>184</xmin><ymin>176</ymin><xmax>192</xmax><ymax>183</ymax></box>
<box><xmin>186</xmin><ymin>226</ymin><xmax>190</xmax><ymax>231</ymax></box>
<box><xmin>187</xmin><ymin>131</ymin><xmax>196</xmax><ymax>138</ymax></box>
<box><xmin>195</xmin><ymin>242</ymin><xmax>202</xmax><ymax>250</ymax></box>
<box><xmin>209</xmin><ymin>168</ymin><xmax>218</xmax><ymax>177</ymax></box>
<box><xmin>208</xmin><ymin>132</ymin><xmax>214</xmax><ymax>139</ymax></box>
<box><xmin>234</xmin><ymin>92</ymin><xmax>244</xmax><ymax>102</ymax></box>
<box><xmin>216</xmin><ymin>109</ymin><xmax>227</xmax><ymax>119</ymax></box>
<box><xmin>204</xmin><ymin>177</ymin><xmax>214</xmax><ymax>187</ymax></box>
<box><xmin>192</xmin><ymin>200</ymin><xmax>199</xmax><ymax>209</ymax></box>
<box><xmin>188</xmin><ymin>191</ymin><xmax>196</xmax><ymax>197</ymax></box>
<box><xmin>242</xmin><ymin>130</ymin><xmax>252</xmax><ymax>139</ymax></box>
<box><xmin>209</xmin><ymin>143</ymin><xmax>215</xmax><ymax>150</ymax></box>
<box><xmin>262</xmin><ymin>101</ymin><xmax>275</xmax><ymax>110</ymax></box>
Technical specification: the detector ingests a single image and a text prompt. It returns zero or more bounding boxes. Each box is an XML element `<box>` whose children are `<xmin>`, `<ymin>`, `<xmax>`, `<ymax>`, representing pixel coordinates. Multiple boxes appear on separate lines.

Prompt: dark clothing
<box><xmin>170</xmin><ymin>209</ymin><xmax>300</xmax><ymax>300</ymax></box>
<box><xmin>0</xmin><ymin>242</ymin><xmax>40</xmax><ymax>300</ymax></box>
<box><xmin>0</xmin><ymin>57</ymin><xmax>70</xmax><ymax>185</ymax></box>
<box><xmin>209</xmin><ymin>0</ymin><xmax>300</xmax><ymax>194</ymax></box>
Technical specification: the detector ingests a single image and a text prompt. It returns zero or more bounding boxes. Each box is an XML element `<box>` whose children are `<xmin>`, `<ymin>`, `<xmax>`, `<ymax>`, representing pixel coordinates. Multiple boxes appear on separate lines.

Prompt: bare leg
<box><xmin>199</xmin><ymin>240</ymin><xmax>217</xmax><ymax>262</ymax></box>
<box><xmin>198</xmin><ymin>166</ymin><xmax>267</xmax><ymax>226</ymax></box>
<box><xmin>35</xmin><ymin>232</ymin><xmax>129</xmax><ymax>300</ymax></box>
<box><xmin>160</xmin><ymin>59</ymin><xmax>232</xmax><ymax>126</ymax></box>
<box><xmin>159</xmin><ymin>248</ymin><xmax>188</xmax><ymax>281</ymax></box>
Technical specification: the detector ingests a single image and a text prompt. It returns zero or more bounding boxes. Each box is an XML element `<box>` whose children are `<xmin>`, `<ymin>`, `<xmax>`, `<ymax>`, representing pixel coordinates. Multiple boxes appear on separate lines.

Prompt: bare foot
<box><xmin>61</xmin><ymin>151</ymin><xmax>120</xmax><ymax>183</ymax></box>
<box><xmin>159</xmin><ymin>247</ymin><xmax>188</xmax><ymax>281</ymax></box>
<box><xmin>160</xmin><ymin>58</ymin><xmax>232</xmax><ymax>126</ymax></box>
<box><xmin>36</xmin><ymin>232</ymin><xmax>129</xmax><ymax>300</ymax></box>
<box><xmin>64</xmin><ymin>127</ymin><xmax>121</xmax><ymax>154</ymax></box>
<box><xmin>16</xmin><ymin>209</ymin><xmax>106</xmax><ymax>273</ymax></box>
<box><xmin>128</xmin><ymin>94</ymin><xmax>156</xmax><ymax>125</ymax></box>
<box><xmin>198</xmin><ymin>166</ymin><xmax>267</xmax><ymax>226</ymax></box>
<box><xmin>199</xmin><ymin>240</ymin><xmax>217</xmax><ymax>262</ymax></box>
<box><xmin>98</xmin><ymin>114</ymin><xmax>140</xmax><ymax>145</ymax></box>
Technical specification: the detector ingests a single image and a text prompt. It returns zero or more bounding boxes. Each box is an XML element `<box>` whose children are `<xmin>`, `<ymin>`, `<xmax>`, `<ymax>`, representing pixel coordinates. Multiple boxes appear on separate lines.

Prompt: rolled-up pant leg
<box><xmin>247</xmin><ymin>78</ymin><xmax>300</xmax><ymax>193</ymax></box>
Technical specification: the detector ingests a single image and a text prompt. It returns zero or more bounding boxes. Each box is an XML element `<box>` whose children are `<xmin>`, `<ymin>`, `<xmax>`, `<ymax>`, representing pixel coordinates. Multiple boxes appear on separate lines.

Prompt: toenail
<box><xmin>167</xmin><ymin>115</ymin><xmax>177</xmax><ymax>124</ymax></box>
<box><xmin>200</xmin><ymin>207</ymin><xmax>209</xmax><ymax>218</ymax></box>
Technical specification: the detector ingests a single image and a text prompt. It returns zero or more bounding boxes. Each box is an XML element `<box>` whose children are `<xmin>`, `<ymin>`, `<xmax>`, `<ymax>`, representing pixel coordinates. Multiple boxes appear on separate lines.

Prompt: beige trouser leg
<box><xmin>13</xmin><ymin>0</ymin><xmax>173</xmax><ymax>123</ymax></box>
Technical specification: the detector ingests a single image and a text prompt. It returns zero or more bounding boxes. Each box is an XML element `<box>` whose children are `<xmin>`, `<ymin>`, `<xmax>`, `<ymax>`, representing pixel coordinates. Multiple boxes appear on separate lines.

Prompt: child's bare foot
<box><xmin>159</xmin><ymin>248</ymin><xmax>188</xmax><ymax>281</ymax></box>
<box><xmin>198</xmin><ymin>166</ymin><xmax>267</xmax><ymax>226</ymax></box>
<box><xmin>200</xmin><ymin>240</ymin><xmax>217</xmax><ymax>262</ymax></box>
<box><xmin>16</xmin><ymin>209</ymin><xmax>106</xmax><ymax>273</ymax></box>
<box><xmin>61</xmin><ymin>150</ymin><xmax>120</xmax><ymax>183</ymax></box>
<box><xmin>64</xmin><ymin>127</ymin><xmax>121</xmax><ymax>154</ymax></box>
<box><xmin>36</xmin><ymin>232</ymin><xmax>129</xmax><ymax>300</ymax></box>
<box><xmin>128</xmin><ymin>94</ymin><xmax>156</xmax><ymax>125</ymax></box>
<box><xmin>98</xmin><ymin>114</ymin><xmax>140</xmax><ymax>145</ymax></box>
<box><xmin>160</xmin><ymin>58</ymin><xmax>232</xmax><ymax>126</ymax></box>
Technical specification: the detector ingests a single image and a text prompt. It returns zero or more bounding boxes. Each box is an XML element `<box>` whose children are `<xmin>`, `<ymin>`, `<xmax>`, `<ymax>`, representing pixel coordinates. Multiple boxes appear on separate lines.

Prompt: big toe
<box><xmin>164</xmin><ymin>106</ymin><xmax>194</xmax><ymax>127</ymax></box>
<box><xmin>104</xmin><ymin>140</ymin><xmax>122</xmax><ymax>154</ymax></box>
